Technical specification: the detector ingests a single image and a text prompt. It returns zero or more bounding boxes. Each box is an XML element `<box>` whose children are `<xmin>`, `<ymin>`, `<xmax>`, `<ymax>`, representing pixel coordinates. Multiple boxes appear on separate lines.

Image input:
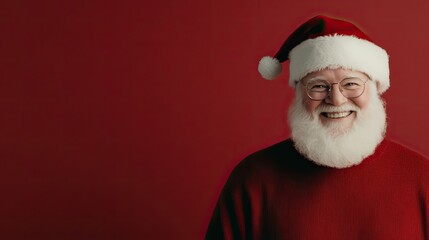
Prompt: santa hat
<box><xmin>258</xmin><ymin>15</ymin><xmax>390</xmax><ymax>93</ymax></box>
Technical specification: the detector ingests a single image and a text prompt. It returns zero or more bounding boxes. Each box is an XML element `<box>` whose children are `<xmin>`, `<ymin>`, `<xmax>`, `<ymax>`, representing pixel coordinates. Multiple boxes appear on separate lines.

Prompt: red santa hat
<box><xmin>258</xmin><ymin>15</ymin><xmax>390</xmax><ymax>93</ymax></box>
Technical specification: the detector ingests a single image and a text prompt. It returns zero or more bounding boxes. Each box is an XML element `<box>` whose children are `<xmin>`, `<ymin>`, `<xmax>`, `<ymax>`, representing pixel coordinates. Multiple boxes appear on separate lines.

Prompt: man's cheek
<box><xmin>303</xmin><ymin>100</ymin><xmax>318</xmax><ymax>113</ymax></box>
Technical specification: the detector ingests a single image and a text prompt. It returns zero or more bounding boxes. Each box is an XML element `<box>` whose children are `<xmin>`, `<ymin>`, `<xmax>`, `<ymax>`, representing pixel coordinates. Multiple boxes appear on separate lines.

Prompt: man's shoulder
<box><xmin>226</xmin><ymin>139</ymin><xmax>312</xmax><ymax>184</ymax></box>
<box><xmin>244</xmin><ymin>139</ymin><xmax>296</xmax><ymax>161</ymax></box>
<box><xmin>384</xmin><ymin>138</ymin><xmax>429</xmax><ymax>162</ymax></box>
<box><xmin>382</xmin><ymin>138</ymin><xmax>429</xmax><ymax>177</ymax></box>
<box><xmin>236</xmin><ymin>139</ymin><xmax>298</xmax><ymax>169</ymax></box>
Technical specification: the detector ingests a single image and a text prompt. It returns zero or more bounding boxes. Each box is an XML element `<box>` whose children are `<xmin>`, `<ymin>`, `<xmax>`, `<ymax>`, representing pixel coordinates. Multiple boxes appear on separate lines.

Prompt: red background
<box><xmin>1</xmin><ymin>1</ymin><xmax>429</xmax><ymax>239</ymax></box>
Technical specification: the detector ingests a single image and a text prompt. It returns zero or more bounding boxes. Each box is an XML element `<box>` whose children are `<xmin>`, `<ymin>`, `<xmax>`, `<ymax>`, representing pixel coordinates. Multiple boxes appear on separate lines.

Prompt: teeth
<box><xmin>325</xmin><ymin>111</ymin><xmax>352</xmax><ymax>119</ymax></box>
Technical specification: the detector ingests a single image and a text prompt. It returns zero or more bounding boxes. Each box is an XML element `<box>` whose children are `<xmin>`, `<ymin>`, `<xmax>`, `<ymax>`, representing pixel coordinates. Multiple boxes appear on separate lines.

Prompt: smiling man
<box><xmin>289</xmin><ymin>68</ymin><xmax>386</xmax><ymax>168</ymax></box>
<box><xmin>206</xmin><ymin>15</ymin><xmax>429</xmax><ymax>239</ymax></box>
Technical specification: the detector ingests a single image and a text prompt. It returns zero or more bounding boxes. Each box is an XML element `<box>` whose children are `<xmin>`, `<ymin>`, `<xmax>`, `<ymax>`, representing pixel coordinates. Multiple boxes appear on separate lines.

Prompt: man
<box><xmin>205</xmin><ymin>15</ymin><xmax>429</xmax><ymax>239</ymax></box>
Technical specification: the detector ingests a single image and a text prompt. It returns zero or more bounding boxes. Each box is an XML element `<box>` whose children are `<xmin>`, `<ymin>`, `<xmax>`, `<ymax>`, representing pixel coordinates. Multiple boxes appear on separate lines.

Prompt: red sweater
<box><xmin>206</xmin><ymin>139</ymin><xmax>429</xmax><ymax>239</ymax></box>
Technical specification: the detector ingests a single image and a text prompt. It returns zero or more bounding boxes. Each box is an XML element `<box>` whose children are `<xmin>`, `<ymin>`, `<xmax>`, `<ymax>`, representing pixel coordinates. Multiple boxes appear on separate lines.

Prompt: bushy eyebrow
<box><xmin>303</xmin><ymin>77</ymin><xmax>328</xmax><ymax>82</ymax></box>
<box><xmin>342</xmin><ymin>74</ymin><xmax>364</xmax><ymax>79</ymax></box>
<box><xmin>305</xmin><ymin>75</ymin><xmax>365</xmax><ymax>83</ymax></box>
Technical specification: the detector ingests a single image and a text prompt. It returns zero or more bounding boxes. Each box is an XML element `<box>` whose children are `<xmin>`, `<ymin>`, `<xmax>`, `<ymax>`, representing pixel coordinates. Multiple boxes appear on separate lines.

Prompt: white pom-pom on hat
<box><xmin>258</xmin><ymin>56</ymin><xmax>282</xmax><ymax>80</ymax></box>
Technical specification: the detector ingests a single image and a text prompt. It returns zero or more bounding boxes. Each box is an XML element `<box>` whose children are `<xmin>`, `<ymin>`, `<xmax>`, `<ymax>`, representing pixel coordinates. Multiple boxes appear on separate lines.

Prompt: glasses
<box><xmin>301</xmin><ymin>77</ymin><xmax>368</xmax><ymax>101</ymax></box>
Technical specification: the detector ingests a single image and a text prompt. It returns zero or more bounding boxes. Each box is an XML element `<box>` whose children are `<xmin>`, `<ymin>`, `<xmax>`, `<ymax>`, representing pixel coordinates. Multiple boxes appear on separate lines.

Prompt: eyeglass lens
<box><xmin>305</xmin><ymin>78</ymin><xmax>366</xmax><ymax>100</ymax></box>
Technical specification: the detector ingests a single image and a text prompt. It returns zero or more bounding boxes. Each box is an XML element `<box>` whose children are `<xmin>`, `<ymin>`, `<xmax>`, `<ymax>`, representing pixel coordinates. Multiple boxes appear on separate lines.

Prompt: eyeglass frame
<box><xmin>300</xmin><ymin>77</ymin><xmax>369</xmax><ymax>101</ymax></box>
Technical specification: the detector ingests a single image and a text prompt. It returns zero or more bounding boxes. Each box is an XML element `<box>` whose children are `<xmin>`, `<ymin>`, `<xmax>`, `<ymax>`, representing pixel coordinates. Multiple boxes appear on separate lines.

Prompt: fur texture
<box><xmin>289</xmin><ymin>35</ymin><xmax>390</xmax><ymax>93</ymax></box>
<box><xmin>258</xmin><ymin>56</ymin><xmax>282</xmax><ymax>80</ymax></box>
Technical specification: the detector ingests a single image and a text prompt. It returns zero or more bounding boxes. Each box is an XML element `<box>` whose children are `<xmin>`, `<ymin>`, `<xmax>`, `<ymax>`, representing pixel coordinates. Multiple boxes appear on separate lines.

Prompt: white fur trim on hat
<box><xmin>289</xmin><ymin>35</ymin><xmax>390</xmax><ymax>93</ymax></box>
<box><xmin>258</xmin><ymin>56</ymin><xmax>282</xmax><ymax>80</ymax></box>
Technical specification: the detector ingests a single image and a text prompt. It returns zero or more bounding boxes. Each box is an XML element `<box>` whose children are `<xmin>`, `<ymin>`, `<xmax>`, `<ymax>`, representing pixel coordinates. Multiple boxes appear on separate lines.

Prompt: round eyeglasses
<box><xmin>301</xmin><ymin>77</ymin><xmax>369</xmax><ymax>101</ymax></box>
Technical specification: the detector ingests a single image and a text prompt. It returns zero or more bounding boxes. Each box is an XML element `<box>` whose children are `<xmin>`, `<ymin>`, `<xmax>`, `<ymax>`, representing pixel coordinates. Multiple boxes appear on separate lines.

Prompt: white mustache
<box><xmin>315</xmin><ymin>103</ymin><xmax>360</xmax><ymax>114</ymax></box>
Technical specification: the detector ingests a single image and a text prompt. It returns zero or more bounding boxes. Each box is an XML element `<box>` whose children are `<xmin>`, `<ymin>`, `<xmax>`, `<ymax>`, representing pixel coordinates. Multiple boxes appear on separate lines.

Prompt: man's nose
<box><xmin>325</xmin><ymin>83</ymin><xmax>347</xmax><ymax>106</ymax></box>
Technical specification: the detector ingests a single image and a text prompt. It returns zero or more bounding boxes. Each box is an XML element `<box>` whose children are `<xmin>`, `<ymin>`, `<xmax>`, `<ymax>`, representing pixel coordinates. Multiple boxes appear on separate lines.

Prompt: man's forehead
<box><xmin>301</xmin><ymin>68</ymin><xmax>370</xmax><ymax>82</ymax></box>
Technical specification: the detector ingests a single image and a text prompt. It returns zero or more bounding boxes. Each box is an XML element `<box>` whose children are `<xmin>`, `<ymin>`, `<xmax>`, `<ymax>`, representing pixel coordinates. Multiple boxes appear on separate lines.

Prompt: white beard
<box><xmin>288</xmin><ymin>85</ymin><xmax>387</xmax><ymax>168</ymax></box>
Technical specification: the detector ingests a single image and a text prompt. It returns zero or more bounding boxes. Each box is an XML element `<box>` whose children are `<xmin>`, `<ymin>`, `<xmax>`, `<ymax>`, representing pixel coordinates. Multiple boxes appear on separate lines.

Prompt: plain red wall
<box><xmin>1</xmin><ymin>0</ymin><xmax>429</xmax><ymax>239</ymax></box>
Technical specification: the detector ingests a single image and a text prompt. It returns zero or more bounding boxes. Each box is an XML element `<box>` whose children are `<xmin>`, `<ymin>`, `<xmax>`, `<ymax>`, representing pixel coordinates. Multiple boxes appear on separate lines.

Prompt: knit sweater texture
<box><xmin>206</xmin><ymin>139</ymin><xmax>429</xmax><ymax>239</ymax></box>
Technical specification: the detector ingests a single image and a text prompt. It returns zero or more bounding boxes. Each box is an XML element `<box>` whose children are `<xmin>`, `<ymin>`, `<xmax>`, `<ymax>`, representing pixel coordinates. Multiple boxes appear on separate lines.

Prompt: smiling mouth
<box><xmin>321</xmin><ymin>111</ymin><xmax>354</xmax><ymax>119</ymax></box>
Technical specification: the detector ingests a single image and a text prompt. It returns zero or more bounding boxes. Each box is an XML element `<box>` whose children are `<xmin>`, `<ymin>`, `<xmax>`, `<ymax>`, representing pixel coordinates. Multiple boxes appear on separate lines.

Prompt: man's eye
<box><xmin>311</xmin><ymin>85</ymin><xmax>328</xmax><ymax>89</ymax></box>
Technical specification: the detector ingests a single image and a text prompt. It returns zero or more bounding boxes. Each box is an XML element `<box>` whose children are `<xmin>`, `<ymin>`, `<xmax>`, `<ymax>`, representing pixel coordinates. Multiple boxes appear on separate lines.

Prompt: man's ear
<box><xmin>375</xmin><ymin>81</ymin><xmax>384</xmax><ymax>95</ymax></box>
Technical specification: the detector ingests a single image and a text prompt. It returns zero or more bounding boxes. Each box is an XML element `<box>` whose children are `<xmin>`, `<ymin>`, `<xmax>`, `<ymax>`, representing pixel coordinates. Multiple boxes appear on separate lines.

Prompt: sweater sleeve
<box><xmin>205</xmin><ymin>161</ymin><xmax>263</xmax><ymax>240</ymax></box>
<box><xmin>205</xmin><ymin>186</ymin><xmax>245</xmax><ymax>239</ymax></box>
<box><xmin>423</xmin><ymin>178</ymin><xmax>429</xmax><ymax>240</ymax></box>
<box><xmin>417</xmin><ymin>156</ymin><xmax>429</xmax><ymax>239</ymax></box>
